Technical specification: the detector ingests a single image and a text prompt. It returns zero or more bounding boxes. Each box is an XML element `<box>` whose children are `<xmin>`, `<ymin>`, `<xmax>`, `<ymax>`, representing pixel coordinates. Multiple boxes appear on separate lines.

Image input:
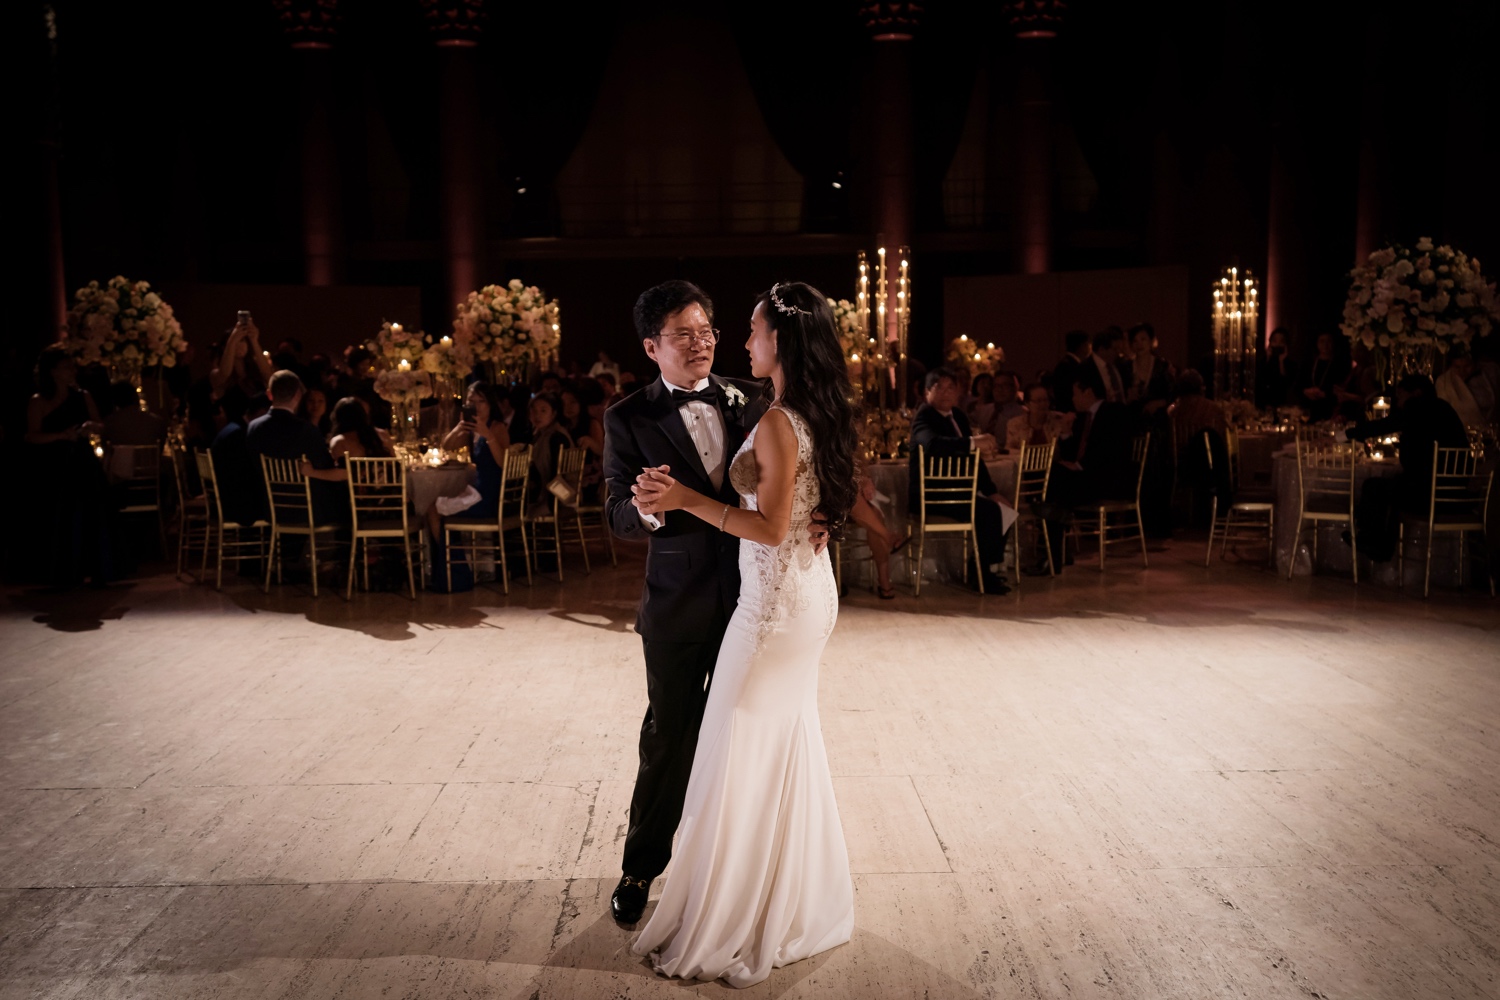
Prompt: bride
<box><xmin>628</xmin><ymin>281</ymin><xmax>859</xmax><ymax>988</ymax></box>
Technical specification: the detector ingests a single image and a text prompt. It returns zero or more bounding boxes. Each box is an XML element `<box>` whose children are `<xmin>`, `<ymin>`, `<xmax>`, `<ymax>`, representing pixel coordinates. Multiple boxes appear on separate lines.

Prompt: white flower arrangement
<box><xmin>945</xmin><ymin>334</ymin><xmax>1005</xmax><ymax>376</ymax></box>
<box><xmin>367</xmin><ymin>320</ymin><xmax>433</xmax><ymax>404</ymax></box>
<box><xmin>64</xmin><ymin>276</ymin><xmax>188</xmax><ymax>370</ymax></box>
<box><xmin>419</xmin><ymin>331</ymin><xmax>471</xmax><ymax>379</ymax></box>
<box><xmin>452</xmin><ymin>279</ymin><xmax>561</xmax><ymax>370</ymax></box>
<box><xmin>1341</xmin><ymin>238</ymin><xmax>1497</xmax><ymax>357</ymax></box>
<box><xmin>722</xmin><ymin>383</ymin><xmax>746</xmax><ymax>411</ymax></box>
<box><xmin>828</xmin><ymin>298</ymin><xmax>869</xmax><ymax>362</ymax></box>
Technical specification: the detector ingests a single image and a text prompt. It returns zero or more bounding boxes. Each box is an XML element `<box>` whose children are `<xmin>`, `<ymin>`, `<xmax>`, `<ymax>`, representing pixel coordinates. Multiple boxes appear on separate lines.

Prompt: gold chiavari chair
<box><xmin>261</xmin><ymin>454</ymin><xmax>341</xmax><ymax>596</ymax></box>
<box><xmin>1071</xmin><ymin>433</ymin><xmax>1151</xmax><ymax>570</ymax></box>
<box><xmin>525</xmin><ymin>445</ymin><xmax>588</xmax><ymax>582</ymax></box>
<box><xmin>1287</xmin><ymin>439</ymin><xmax>1359</xmax><ymax>582</ymax></box>
<box><xmin>908</xmin><ymin>445</ymin><xmax>983</xmax><ymax>596</ymax></box>
<box><xmin>444</xmin><ymin>445</ymin><xmax>532</xmax><ymax>594</ymax></box>
<box><xmin>345</xmin><ymin>457</ymin><xmax>425</xmax><ymax>600</ymax></box>
<box><xmin>1203</xmin><ymin>430</ymin><xmax>1274</xmax><ymax>567</ymax></box>
<box><xmin>571</xmin><ymin>471</ymin><xmax>617</xmax><ymax>570</ymax></box>
<box><xmin>169</xmin><ymin>439</ymin><xmax>210</xmax><ymax>578</ymax></box>
<box><xmin>1010</xmin><ymin>439</ymin><xmax>1056</xmax><ymax>586</ymax></box>
<box><xmin>112</xmin><ymin>443</ymin><xmax>168</xmax><ymax>555</ymax></box>
<box><xmin>1398</xmin><ymin>443</ymin><xmax>1496</xmax><ymax>598</ymax></box>
<box><xmin>194</xmin><ymin>450</ymin><xmax>268</xmax><ymax>590</ymax></box>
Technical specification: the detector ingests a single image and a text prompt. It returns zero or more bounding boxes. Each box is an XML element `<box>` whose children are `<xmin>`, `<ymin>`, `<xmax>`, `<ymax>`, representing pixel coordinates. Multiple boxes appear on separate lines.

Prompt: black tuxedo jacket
<box><xmin>245</xmin><ymin>408</ymin><xmax>342</xmax><ymax>522</ymax></box>
<box><xmin>604</xmin><ymin>374</ymin><xmax>769</xmax><ymax>642</ymax></box>
<box><xmin>1051</xmin><ymin>354</ymin><xmax>1089</xmax><ymax>413</ymax></box>
<box><xmin>1056</xmin><ymin>400</ymin><xmax>1135</xmax><ymax>500</ymax></box>
<box><xmin>908</xmin><ymin>403</ymin><xmax>998</xmax><ymax>504</ymax></box>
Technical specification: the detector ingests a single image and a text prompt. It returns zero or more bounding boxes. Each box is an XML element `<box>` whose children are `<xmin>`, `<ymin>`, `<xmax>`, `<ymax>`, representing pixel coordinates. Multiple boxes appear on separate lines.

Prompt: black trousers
<box><xmin>928</xmin><ymin>498</ymin><xmax>1008</xmax><ymax>575</ymax></box>
<box><xmin>622</xmin><ymin>627</ymin><xmax>724</xmax><ymax>880</ymax></box>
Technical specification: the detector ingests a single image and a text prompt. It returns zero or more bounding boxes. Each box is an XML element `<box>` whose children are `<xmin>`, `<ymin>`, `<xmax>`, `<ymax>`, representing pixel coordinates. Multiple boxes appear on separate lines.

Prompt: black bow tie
<box><xmin>670</xmin><ymin>386</ymin><xmax>718</xmax><ymax>407</ymax></box>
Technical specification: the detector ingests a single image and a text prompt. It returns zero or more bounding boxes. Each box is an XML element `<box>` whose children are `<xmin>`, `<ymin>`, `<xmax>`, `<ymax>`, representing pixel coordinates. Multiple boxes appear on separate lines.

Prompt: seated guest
<box><xmin>323</xmin><ymin>396</ymin><xmax>393</xmax><ymax>465</ymax></box>
<box><xmin>966</xmin><ymin>372</ymin><xmax>996</xmax><ymax>437</ymax></box>
<box><xmin>1167</xmin><ymin>370</ymin><xmax>1226</xmax><ymax>448</ymax></box>
<box><xmin>1006</xmin><ymin>382</ymin><xmax>1072</xmax><ymax>452</ymax></box>
<box><xmin>1345</xmin><ymin>374</ymin><xmax>1469</xmax><ymax>561</ymax></box>
<box><xmin>849</xmin><ymin>472</ymin><xmax>908</xmax><ymax>600</ymax></box>
<box><xmin>908</xmin><ymin>367</ymin><xmax>1010</xmax><ymax>594</ymax></box>
<box><xmin>211</xmin><ymin>392</ymin><xmax>271</xmax><ymax>527</ymax></box>
<box><xmin>1300</xmin><ymin>332</ymin><xmax>1352</xmax><ymax>422</ymax></box>
<box><xmin>1051</xmin><ymin>330</ymin><xmax>1092</xmax><ymax>414</ymax></box>
<box><xmin>1435</xmin><ymin>352</ymin><xmax>1486</xmax><ymax>428</ymax></box>
<box><xmin>502</xmin><ymin>385</ymin><xmax>534</xmax><ymax>444</ymax></box>
<box><xmin>1032</xmin><ymin>366</ymin><xmax>1133</xmax><ymax>571</ymax></box>
<box><xmin>1090</xmin><ymin>326</ymin><xmax>1130</xmax><ymax>404</ymax></box>
<box><xmin>1257</xmin><ymin>327</ymin><xmax>1297</xmax><ymax>409</ymax></box>
<box><xmin>525</xmin><ymin>391</ymin><xmax>574</xmax><ymax>513</ymax></box>
<box><xmin>427</xmin><ymin>382</ymin><xmax>511</xmax><ymax>564</ymax></box>
<box><xmin>563</xmin><ymin>379</ymin><xmax>607</xmax><ymax>497</ymax></box>
<box><xmin>992</xmin><ymin>371</ymin><xmax>1026</xmax><ymax>435</ymax></box>
<box><xmin>300</xmin><ymin>386</ymin><xmax>332</xmax><ymax>437</ymax></box>
<box><xmin>246</xmin><ymin>370</ymin><xmax>346</xmax><ymax>525</ymax></box>
<box><xmin>102</xmin><ymin>380</ymin><xmax>166</xmax><ymax>446</ymax></box>
<box><xmin>1124</xmin><ymin>324</ymin><xmax>1173</xmax><ymax>414</ymax></box>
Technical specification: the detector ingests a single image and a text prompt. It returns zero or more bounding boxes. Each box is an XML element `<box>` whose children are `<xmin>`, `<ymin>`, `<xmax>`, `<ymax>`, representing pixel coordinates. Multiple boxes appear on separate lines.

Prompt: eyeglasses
<box><xmin>659</xmin><ymin>327</ymin><xmax>720</xmax><ymax>347</ymax></box>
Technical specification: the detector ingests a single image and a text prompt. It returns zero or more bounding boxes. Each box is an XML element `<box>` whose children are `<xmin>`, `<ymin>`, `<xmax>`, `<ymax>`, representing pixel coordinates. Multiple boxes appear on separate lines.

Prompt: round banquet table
<box><xmin>1272</xmin><ymin>450</ymin><xmax>1483</xmax><ymax>589</ymax></box>
<box><xmin>408</xmin><ymin>463</ymin><xmax>478</xmax><ymax>517</ymax></box>
<box><xmin>854</xmin><ymin>456</ymin><xmax>1017</xmax><ymax>587</ymax></box>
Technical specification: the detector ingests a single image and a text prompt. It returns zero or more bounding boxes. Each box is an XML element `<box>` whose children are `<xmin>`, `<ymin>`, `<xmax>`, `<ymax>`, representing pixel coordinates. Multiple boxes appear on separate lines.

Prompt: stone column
<box><xmin>422</xmin><ymin>0</ymin><xmax>486</xmax><ymax>316</ymax></box>
<box><xmin>861</xmin><ymin>3</ymin><xmax>918</xmax><ymax>258</ymax></box>
<box><xmin>1007</xmin><ymin>1</ymin><xmax>1064</xmax><ymax>274</ymax></box>
<box><xmin>275</xmin><ymin>0</ymin><xmax>343</xmax><ymax>286</ymax></box>
<box><xmin>1264</xmin><ymin>120</ymin><xmax>1303</xmax><ymax>341</ymax></box>
<box><xmin>1352</xmin><ymin>13</ymin><xmax>1389</xmax><ymax>266</ymax></box>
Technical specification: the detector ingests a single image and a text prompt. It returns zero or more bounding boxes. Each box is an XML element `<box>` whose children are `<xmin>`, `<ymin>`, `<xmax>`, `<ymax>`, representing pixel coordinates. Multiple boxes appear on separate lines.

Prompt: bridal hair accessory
<box><xmin>769</xmin><ymin>283</ymin><xmax>811</xmax><ymax>317</ymax></box>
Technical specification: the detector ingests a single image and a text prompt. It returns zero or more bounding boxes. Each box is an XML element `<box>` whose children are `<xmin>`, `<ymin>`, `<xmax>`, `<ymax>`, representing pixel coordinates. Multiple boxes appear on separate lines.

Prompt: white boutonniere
<box><xmin>722</xmin><ymin>383</ymin><xmax>747</xmax><ymax>411</ymax></box>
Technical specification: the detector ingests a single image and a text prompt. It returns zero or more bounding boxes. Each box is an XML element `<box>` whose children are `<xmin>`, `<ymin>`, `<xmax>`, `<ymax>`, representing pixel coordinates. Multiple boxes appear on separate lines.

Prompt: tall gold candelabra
<box><xmin>858</xmin><ymin>245</ymin><xmax>912</xmax><ymax>456</ymax></box>
<box><xmin>1212</xmin><ymin>266</ymin><xmax>1258</xmax><ymax>401</ymax></box>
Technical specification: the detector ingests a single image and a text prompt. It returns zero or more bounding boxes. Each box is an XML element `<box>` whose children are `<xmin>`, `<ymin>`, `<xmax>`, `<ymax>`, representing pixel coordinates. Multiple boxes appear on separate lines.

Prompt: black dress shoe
<box><xmin>979</xmin><ymin>572</ymin><xmax>1011</xmax><ymax>595</ymax></box>
<box><xmin>611</xmin><ymin>875</ymin><xmax>651</xmax><ymax>925</ymax></box>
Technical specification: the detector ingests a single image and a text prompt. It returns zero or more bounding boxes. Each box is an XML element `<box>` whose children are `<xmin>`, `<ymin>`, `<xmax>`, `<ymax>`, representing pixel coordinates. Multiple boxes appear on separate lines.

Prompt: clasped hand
<box><xmin>632</xmin><ymin>465</ymin><xmax>681</xmax><ymax>516</ymax></box>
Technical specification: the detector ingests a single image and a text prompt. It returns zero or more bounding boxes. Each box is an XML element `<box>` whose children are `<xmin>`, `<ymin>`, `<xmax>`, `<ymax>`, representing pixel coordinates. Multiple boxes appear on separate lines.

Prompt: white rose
<box><xmin>1418</xmin><ymin>269</ymin><xmax>1435</xmax><ymax>285</ymax></box>
<box><xmin>1386</xmin><ymin>314</ymin><xmax>1404</xmax><ymax>333</ymax></box>
<box><xmin>1415</xmin><ymin>237</ymin><xmax>1434</xmax><ymax>251</ymax></box>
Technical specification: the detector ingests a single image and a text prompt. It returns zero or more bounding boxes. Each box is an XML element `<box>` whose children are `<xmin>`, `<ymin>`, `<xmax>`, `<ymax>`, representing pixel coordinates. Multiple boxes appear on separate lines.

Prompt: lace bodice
<box><xmin>728</xmin><ymin>405</ymin><xmax>834</xmax><ymax>642</ymax></box>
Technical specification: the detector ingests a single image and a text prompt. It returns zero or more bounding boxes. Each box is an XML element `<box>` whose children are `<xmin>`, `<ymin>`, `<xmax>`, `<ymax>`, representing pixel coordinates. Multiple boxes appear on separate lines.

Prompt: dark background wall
<box><xmin>9</xmin><ymin>0</ymin><xmax>1498</xmax><ymax>404</ymax></box>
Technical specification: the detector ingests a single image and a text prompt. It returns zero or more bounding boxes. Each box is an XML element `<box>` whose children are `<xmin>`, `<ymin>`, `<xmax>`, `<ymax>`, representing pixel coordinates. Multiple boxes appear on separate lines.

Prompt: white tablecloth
<box><xmin>855</xmin><ymin>457</ymin><xmax>1016</xmax><ymax>586</ymax></box>
<box><xmin>409</xmin><ymin>464</ymin><xmax>478</xmax><ymax>516</ymax></box>
<box><xmin>1272</xmin><ymin>451</ymin><xmax>1475</xmax><ymax>588</ymax></box>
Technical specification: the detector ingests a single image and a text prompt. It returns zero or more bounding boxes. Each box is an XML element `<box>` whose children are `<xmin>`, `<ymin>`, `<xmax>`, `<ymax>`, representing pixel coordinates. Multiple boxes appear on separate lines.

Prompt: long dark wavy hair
<box><xmin>332</xmin><ymin>396</ymin><xmax>389</xmax><ymax>458</ymax></box>
<box><xmin>755</xmin><ymin>282</ymin><xmax>859</xmax><ymax>540</ymax></box>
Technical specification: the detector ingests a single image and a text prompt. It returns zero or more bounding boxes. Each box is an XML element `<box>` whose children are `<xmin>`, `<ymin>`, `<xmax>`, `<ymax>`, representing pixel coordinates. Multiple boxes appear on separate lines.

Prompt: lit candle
<box><xmin>440</xmin><ymin>335</ymin><xmax>451</xmax><ymax>347</ymax></box>
<box><xmin>398</xmin><ymin>359</ymin><xmax>410</xmax><ymax>372</ymax></box>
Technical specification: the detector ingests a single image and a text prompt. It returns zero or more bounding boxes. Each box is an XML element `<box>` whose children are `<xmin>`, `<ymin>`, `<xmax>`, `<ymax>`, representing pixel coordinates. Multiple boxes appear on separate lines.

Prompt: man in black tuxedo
<box><xmin>1035</xmin><ymin>365</ymin><xmax>1134</xmax><ymax>569</ymax></box>
<box><xmin>245</xmin><ymin>370</ymin><xmax>346</xmax><ymax>525</ymax></box>
<box><xmin>602</xmin><ymin>280</ymin><xmax>771</xmax><ymax>925</ymax></box>
<box><xmin>1051</xmin><ymin>329</ymin><xmax>1093</xmax><ymax>414</ymax></box>
<box><xmin>908</xmin><ymin>367</ymin><xmax>1011</xmax><ymax>594</ymax></box>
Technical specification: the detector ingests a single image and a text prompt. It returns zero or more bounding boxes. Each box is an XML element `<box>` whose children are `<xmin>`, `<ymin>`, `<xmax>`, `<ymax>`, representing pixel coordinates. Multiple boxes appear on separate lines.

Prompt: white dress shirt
<box><xmin>1092</xmin><ymin>354</ymin><xmax>1125</xmax><ymax>403</ymax></box>
<box><xmin>640</xmin><ymin>377</ymin><xmax>728</xmax><ymax>531</ymax></box>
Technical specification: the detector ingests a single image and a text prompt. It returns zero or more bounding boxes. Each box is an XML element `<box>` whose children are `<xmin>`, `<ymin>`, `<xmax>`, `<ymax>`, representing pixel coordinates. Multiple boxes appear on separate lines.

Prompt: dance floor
<box><xmin>2</xmin><ymin>538</ymin><xmax>1498</xmax><ymax>999</ymax></box>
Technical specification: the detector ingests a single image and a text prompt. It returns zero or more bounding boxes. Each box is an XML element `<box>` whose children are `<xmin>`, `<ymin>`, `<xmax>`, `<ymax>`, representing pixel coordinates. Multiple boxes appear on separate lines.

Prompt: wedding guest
<box><xmin>562</xmin><ymin>380</ymin><xmax>607</xmax><ymax>495</ymax></box>
<box><xmin>328</xmin><ymin>396</ymin><xmax>393</xmax><ymax>463</ymax></box>
<box><xmin>1005</xmin><ymin>382</ymin><xmax>1072</xmax><ymax>452</ymax></box>
<box><xmin>537</xmin><ymin>372</ymin><xmax>565</xmax><ymax>396</ymax></box>
<box><xmin>25</xmin><ymin>344</ymin><xmax>112</xmax><ymax>586</ymax></box>
<box><xmin>589</xmin><ymin>350</ymin><xmax>621</xmax><ymax>380</ymax></box>
<box><xmin>1051</xmin><ymin>330</ymin><xmax>1092</xmax><ymax>413</ymax></box>
<box><xmin>596</xmin><ymin>370</ymin><xmax>621</xmax><ymax>408</ymax></box>
<box><xmin>210</xmin><ymin>391</ymin><xmax>270</xmax><ymax>527</ymax></box>
<box><xmin>1435</xmin><ymin>352</ymin><xmax>1486</xmax><ymax>427</ymax></box>
<box><xmin>1033</xmin><ymin>366</ymin><xmax>1133</xmax><ymax>571</ymax></box>
<box><xmin>908</xmin><ymin>367</ymin><xmax>1010</xmax><ymax>593</ymax></box>
<box><xmin>1345</xmin><ymin>374</ymin><xmax>1468</xmax><ymax>561</ymax></box>
<box><xmin>1167</xmin><ymin>370</ymin><xmax>1226</xmax><ymax>448</ymax></box>
<box><xmin>525</xmin><ymin>391</ymin><xmax>574</xmax><ymax>511</ymax></box>
<box><xmin>504</xmin><ymin>385</ymin><xmax>534</xmax><ymax>444</ymax></box>
<box><xmin>300</xmin><ymin>386</ymin><xmax>331</xmax><ymax>437</ymax></box>
<box><xmin>428</xmin><ymin>382</ymin><xmax>511</xmax><ymax>550</ymax></box>
<box><xmin>102</xmin><ymin>381</ymin><xmax>166</xmax><ymax>446</ymax></box>
<box><xmin>1257</xmin><ymin>327</ymin><xmax>1297</xmax><ymax>409</ymax></box>
<box><xmin>210</xmin><ymin>316</ymin><xmax>274</xmax><ymax>414</ymax></box>
<box><xmin>1300</xmin><ymin>332</ymin><xmax>1352</xmax><ymax>422</ymax></box>
<box><xmin>966</xmin><ymin>372</ymin><xmax>996</xmax><ymax>437</ymax></box>
<box><xmin>849</xmin><ymin>474</ymin><xmax>907</xmax><ymax>599</ymax></box>
<box><xmin>1125</xmin><ymin>323</ymin><xmax>1173</xmax><ymax>413</ymax></box>
<box><xmin>246</xmin><ymin>370</ymin><xmax>346</xmax><ymax>525</ymax></box>
<box><xmin>1090</xmin><ymin>326</ymin><xmax>1130</xmax><ymax>404</ymax></box>
<box><xmin>992</xmin><ymin>371</ymin><xmax>1026</xmax><ymax>433</ymax></box>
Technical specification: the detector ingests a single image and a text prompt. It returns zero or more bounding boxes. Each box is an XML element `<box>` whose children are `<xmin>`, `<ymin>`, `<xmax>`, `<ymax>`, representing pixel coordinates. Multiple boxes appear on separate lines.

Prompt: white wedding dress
<box><xmin>632</xmin><ymin>405</ymin><xmax>854</xmax><ymax>988</ymax></box>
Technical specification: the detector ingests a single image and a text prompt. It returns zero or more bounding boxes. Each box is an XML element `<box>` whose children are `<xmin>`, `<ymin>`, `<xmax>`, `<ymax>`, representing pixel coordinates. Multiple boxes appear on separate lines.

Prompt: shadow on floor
<box><xmin>8</xmin><ymin>584</ymin><xmax>136</xmax><ymax>633</ymax></box>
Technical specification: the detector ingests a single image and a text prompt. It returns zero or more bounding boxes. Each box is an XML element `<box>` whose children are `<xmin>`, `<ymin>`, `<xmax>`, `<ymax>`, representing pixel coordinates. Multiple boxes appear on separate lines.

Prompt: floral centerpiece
<box><xmin>829</xmin><ymin>298</ymin><xmax>868</xmax><ymax>363</ymax></box>
<box><xmin>366</xmin><ymin>320</ymin><xmax>432</xmax><ymax>445</ymax></box>
<box><xmin>452</xmin><ymin>279</ymin><xmax>561</xmax><ymax>377</ymax></box>
<box><xmin>1341</xmin><ymin>238</ymin><xmax>1497</xmax><ymax>384</ymax></box>
<box><xmin>945</xmin><ymin>334</ymin><xmax>1005</xmax><ymax>377</ymax></box>
<box><xmin>419</xmin><ymin>331</ymin><xmax>470</xmax><ymax>434</ymax></box>
<box><xmin>64</xmin><ymin>276</ymin><xmax>188</xmax><ymax>375</ymax></box>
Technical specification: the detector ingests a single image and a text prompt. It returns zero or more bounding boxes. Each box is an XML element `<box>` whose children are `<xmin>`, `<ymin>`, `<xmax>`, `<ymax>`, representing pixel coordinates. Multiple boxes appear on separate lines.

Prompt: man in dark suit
<box><xmin>210</xmin><ymin>391</ymin><xmax>271</xmax><ymax>527</ymax></box>
<box><xmin>1345</xmin><ymin>373</ymin><xmax>1470</xmax><ymax>561</ymax></box>
<box><xmin>908</xmin><ymin>367</ymin><xmax>1011</xmax><ymax>594</ymax></box>
<box><xmin>245</xmin><ymin>370</ymin><xmax>345</xmax><ymax>525</ymax></box>
<box><xmin>602</xmin><ymin>280</ymin><xmax>770</xmax><ymax>926</ymax></box>
<box><xmin>1051</xmin><ymin>329</ymin><xmax>1093</xmax><ymax>414</ymax></box>
<box><xmin>1035</xmin><ymin>365</ymin><xmax>1134</xmax><ymax>570</ymax></box>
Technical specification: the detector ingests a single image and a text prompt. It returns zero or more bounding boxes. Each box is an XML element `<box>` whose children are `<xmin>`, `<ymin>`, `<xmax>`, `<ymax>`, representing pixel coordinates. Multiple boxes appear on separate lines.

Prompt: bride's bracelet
<box><xmin>718</xmin><ymin>503</ymin><xmax>730</xmax><ymax>531</ymax></box>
